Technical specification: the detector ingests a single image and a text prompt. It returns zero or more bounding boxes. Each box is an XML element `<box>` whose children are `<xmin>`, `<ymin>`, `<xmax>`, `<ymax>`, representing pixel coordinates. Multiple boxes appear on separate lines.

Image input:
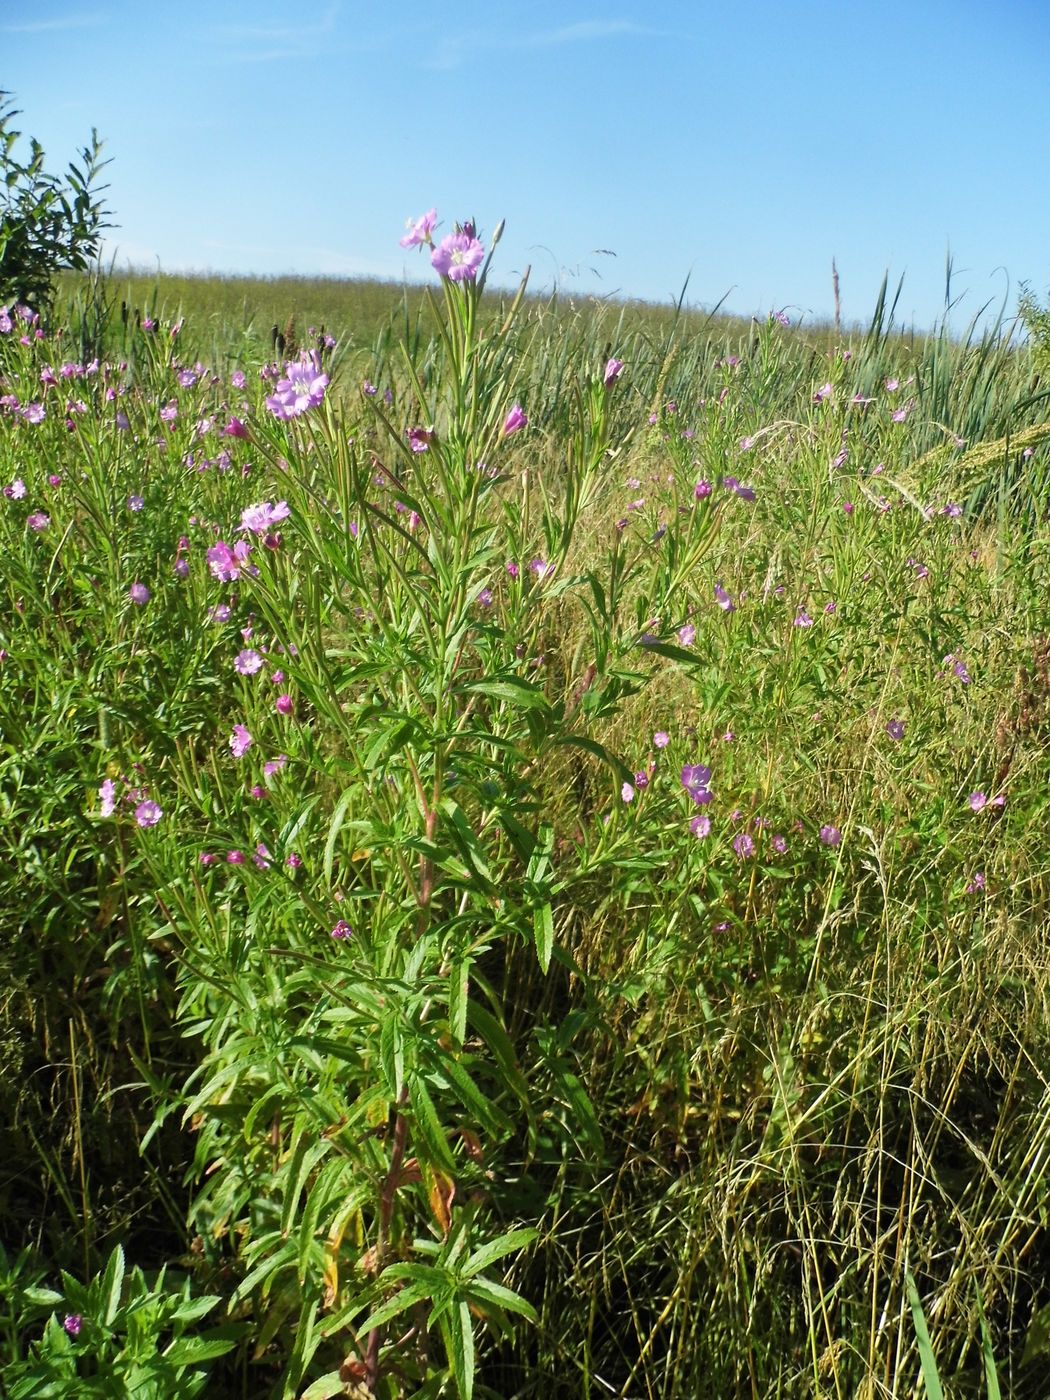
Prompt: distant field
<box><xmin>54</xmin><ymin>266</ymin><xmax>860</xmax><ymax>361</ymax></box>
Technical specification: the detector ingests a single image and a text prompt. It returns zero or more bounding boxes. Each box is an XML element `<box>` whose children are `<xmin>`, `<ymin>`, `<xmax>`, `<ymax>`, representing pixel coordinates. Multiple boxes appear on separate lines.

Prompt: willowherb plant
<box><xmin>135</xmin><ymin>210</ymin><xmax>644</xmax><ymax>1398</ymax></box>
<box><xmin>3</xmin><ymin>1245</ymin><xmax>240</xmax><ymax>1399</ymax></box>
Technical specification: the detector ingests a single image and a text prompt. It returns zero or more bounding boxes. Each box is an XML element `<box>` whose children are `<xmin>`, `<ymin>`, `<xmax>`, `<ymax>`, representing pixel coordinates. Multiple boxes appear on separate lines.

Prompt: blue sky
<box><xmin>6</xmin><ymin>0</ymin><xmax>1050</xmax><ymax>329</ymax></box>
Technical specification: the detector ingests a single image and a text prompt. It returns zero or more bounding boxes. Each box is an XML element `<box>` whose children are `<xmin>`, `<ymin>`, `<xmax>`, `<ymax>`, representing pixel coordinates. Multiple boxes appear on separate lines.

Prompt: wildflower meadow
<box><xmin>4</xmin><ymin>209</ymin><xmax>1050</xmax><ymax>1398</ymax></box>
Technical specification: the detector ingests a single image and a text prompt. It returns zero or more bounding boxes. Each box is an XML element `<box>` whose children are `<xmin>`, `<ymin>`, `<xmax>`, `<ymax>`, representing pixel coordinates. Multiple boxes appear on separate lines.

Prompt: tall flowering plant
<box><xmin>147</xmin><ymin>211</ymin><xmax>637</xmax><ymax>1399</ymax></box>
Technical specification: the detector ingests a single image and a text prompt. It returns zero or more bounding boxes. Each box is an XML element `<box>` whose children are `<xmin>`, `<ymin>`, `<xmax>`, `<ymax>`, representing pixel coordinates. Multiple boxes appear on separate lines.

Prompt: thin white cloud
<box><xmin>2</xmin><ymin>11</ymin><xmax>107</xmax><ymax>33</ymax></box>
<box><xmin>209</xmin><ymin>3</ymin><xmax>338</xmax><ymax>43</ymax></box>
<box><xmin>206</xmin><ymin>3</ymin><xmax>339</xmax><ymax>62</ymax></box>
<box><xmin>428</xmin><ymin>19</ymin><xmax>657</xmax><ymax>71</ymax></box>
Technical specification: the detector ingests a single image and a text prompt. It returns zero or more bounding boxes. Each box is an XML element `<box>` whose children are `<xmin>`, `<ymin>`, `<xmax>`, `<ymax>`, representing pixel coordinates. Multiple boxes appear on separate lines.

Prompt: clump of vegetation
<box><xmin>4</xmin><ymin>203</ymin><xmax>1050</xmax><ymax>1398</ymax></box>
<box><xmin>0</xmin><ymin>91</ymin><xmax>111</xmax><ymax>314</ymax></box>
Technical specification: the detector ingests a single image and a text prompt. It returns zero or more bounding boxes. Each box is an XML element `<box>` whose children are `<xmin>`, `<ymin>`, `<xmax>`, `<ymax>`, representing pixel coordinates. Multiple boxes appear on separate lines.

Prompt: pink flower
<box><xmin>502</xmin><ymin>404</ymin><xmax>528</xmax><ymax>437</ymax></box>
<box><xmin>400</xmin><ymin>208</ymin><xmax>437</xmax><ymax>248</ymax></box>
<box><xmin>253</xmin><ymin>842</ymin><xmax>271</xmax><ymax>869</ymax></box>
<box><xmin>5</xmin><ymin>479</ymin><xmax>26</xmax><ymax>500</ymax></box>
<box><xmin>26</xmin><ymin>511</ymin><xmax>49</xmax><ymax>531</ymax></box>
<box><xmin>239</xmin><ymin>500</ymin><xmax>290</xmax><ymax>534</ymax></box>
<box><xmin>286</xmin><ymin>851</ymin><xmax>302</xmax><ymax>869</ymax></box>
<box><xmin>263</xmin><ymin>754</ymin><xmax>288</xmax><ymax>778</ymax></box>
<box><xmin>63</xmin><ymin>1315</ymin><xmax>82</xmax><ymax>1338</ymax></box>
<box><xmin>604</xmin><ymin>358</ymin><xmax>624</xmax><ymax>386</ymax></box>
<box><xmin>330</xmin><ymin>919</ymin><xmax>353</xmax><ymax>940</ymax></box>
<box><xmin>813</xmin><ymin>383</ymin><xmax>833</xmax><ymax>403</ymax></box>
<box><xmin>226</xmin><ymin>849</ymin><xmax>245</xmax><ymax>865</ymax></box>
<box><xmin>265</xmin><ymin>355</ymin><xmax>329</xmax><ymax>419</ymax></box>
<box><xmin>135</xmin><ymin>799</ymin><xmax>163</xmax><ymax>828</ymax></box>
<box><xmin>819</xmin><ymin>825</ymin><xmax>841</xmax><ymax>846</ymax></box>
<box><xmin>235</xmin><ymin>649</ymin><xmax>264</xmax><ymax>675</ymax></box>
<box><xmin>714</xmin><ymin>583</ymin><xmax>734</xmax><ymax>613</ymax></box>
<box><xmin>207</xmin><ymin>539</ymin><xmax>253</xmax><ymax>582</ymax></box>
<box><xmin>99</xmin><ymin>778</ymin><xmax>119</xmax><ymax>817</ymax></box>
<box><xmin>690</xmin><ymin>814</ymin><xmax>711</xmax><ymax>838</ymax></box>
<box><xmin>653</xmin><ymin>731</ymin><xmax>670</xmax><ymax>749</ymax></box>
<box><xmin>223</xmin><ymin>416</ymin><xmax>249</xmax><ymax>438</ymax></box>
<box><xmin>677</xmin><ymin>623</ymin><xmax>696</xmax><ymax>646</ymax></box>
<box><xmin>968</xmin><ymin>791</ymin><xmax>988</xmax><ymax>812</ymax></box>
<box><xmin>230</xmin><ymin>724</ymin><xmax>253</xmax><ymax>757</ymax></box>
<box><xmin>621</xmin><ymin>781</ymin><xmax>636</xmax><ymax>803</ymax></box>
<box><xmin>129</xmin><ymin>582</ymin><xmax>150</xmax><ymax>605</ymax></box>
<box><xmin>275</xmin><ymin>693</ymin><xmax>294</xmax><ymax>716</ymax></box>
<box><xmin>431</xmin><ymin>231</ymin><xmax>485</xmax><ymax>282</ymax></box>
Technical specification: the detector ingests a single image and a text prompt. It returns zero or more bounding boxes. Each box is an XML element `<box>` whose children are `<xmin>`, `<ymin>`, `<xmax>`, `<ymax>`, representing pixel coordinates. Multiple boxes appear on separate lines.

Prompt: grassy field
<box><xmin>3</xmin><ymin>240</ymin><xmax>1050</xmax><ymax>1398</ymax></box>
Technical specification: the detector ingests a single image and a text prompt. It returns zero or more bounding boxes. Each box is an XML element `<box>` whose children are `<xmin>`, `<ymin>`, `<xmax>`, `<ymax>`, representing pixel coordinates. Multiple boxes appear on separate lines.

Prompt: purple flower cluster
<box><xmin>399</xmin><ymin>208</ymin><xmax>486</xmax><ymax>282</ymax></box>
<box><xmin>681</xmin><ymin>764</ymin><xmax>713</xmax><ymax>806</ymax></box>
<box><xmin>265</xmin><ymin>353</ymin><xmax>329</xmax><ymax>420</ymax></box>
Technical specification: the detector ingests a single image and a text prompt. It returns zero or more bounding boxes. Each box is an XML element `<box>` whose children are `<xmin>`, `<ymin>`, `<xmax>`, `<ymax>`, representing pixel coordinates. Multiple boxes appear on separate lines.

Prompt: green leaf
<box><xmin>533</xmin><ymin>902</ymin><xmax>553</xmax><ymax>972</ymax></box>
<box><xmin>905</xmin><ymin>1269</ymin><xmax>945</xmax><ymax>1400</ymax></box>
<box><xmin>280</xmin><ymin>1136</ymin><xmax>329</xmax><ymax>1237</ymax></box>
<box><xmin>464</xmin><ymin>1276</ymin><xmax>538</xmax><ymax>1322</ymax></box>
<box><xmin>21</xmin><ymin>1286</ymin><xmax>63</xmax><ymax>1306</ymax></box>
<box><xmin>467</xmin><ymin>1003</ymin><xmax>529</xmax><ymax>1103</ymax></box>
<box><xmin>300</xmin><ymin>1372</ymin><xmax>348</xmax><ymax>1400</ymax></box>
<box><xmin>323</xmin><ymin>787</ymin><xmax>355</xmax><ymax>887</ymax></box>
<box><xmin>409</xmin><ymin>1076</ymin><xmax>457</xmax><ymax>1175</ymax></box>
<box><xmin>356</xmin><ymin>1275</ymin><xmax>437</xmax><ymax>1334</ymax></box>
<box><xmin>380</xmin><ymin>1014</ymin><xmax>406</xmax><ymax>1099</ymax></box>
<box><xmin>435</xmin><ymin>1054</ymin><xmax>509</xmax><ymax>1137</ymax></box>
<box><xmin>974</xmin><ymin>1285</ymin><xmax>1002</xmax><ymax>1400</ymax></box>
<box><xmin>463</xmin><ymin>675</ymin><xmax>550</xmax><ymax>711</ymax></box>
<box><xmin>162</xmin><ymin>1334</ymin><xmax>238</xmax><ymax>1366</ymax></box>
<box><xmin>100</xmin><ymin>1244</ymin><xmax>125</xmax><ymax>1326</ymax></box>
<box><xmin>169</xmin><ymin>1295</ymin><xmax>222</xmax><ymax>1326</ymax></box>
<box><xmin>448</xmin><ymin>955</ymin><xmax>469</xmax><ymax>1048</ymax></box>
<box><xmin>635</xmin><ymin>639</ymin><xmax>702</xmax><ymax>666</ymax></box>
<box><xmin>462</xmin><ymin>1227</ymin><xmax>537</xmax><ymax>1280</ymax></box>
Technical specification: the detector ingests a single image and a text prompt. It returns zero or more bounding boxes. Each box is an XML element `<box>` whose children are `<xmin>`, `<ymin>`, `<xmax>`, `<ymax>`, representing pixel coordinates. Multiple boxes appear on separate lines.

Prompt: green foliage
<box><xmin>5</xmin><ymin>218</ymin><xmax>1050</xmax><ymax>1397</ymax></box>
<box><xmin>1019</xmin><ymin>280</ymin><xmax>1050</xmax><ymax>377</ymax></box>
<box><xmin>1</xmin><ymin>1245</ymin><xmax>240</xmax><ymax>1398</ymax></box>
<box><xmin>0</xmin><ymin>91</ymin><xmax>111</xmax><ymax>313</ymax></box>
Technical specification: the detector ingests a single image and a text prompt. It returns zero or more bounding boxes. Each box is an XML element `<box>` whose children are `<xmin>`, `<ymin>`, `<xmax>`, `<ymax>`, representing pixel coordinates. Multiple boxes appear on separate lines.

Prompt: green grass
<box><xmin>2</xmin><ymin>259</ymin><xmax>1050</xmax><ymax>1398</ymax></box>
